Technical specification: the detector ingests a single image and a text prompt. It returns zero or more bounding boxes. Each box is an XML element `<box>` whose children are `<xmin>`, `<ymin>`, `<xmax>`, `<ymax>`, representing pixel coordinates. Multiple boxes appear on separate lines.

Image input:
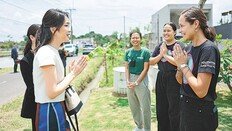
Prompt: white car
<box><xmin>82</xmin><ymin>44</ymin><xmax>95</xmax><ymax>55</ymax></box>
<box><xmin>64</xmin><ymin>44</ymin><xmax>77</xmax><ymax>57</ymax></box>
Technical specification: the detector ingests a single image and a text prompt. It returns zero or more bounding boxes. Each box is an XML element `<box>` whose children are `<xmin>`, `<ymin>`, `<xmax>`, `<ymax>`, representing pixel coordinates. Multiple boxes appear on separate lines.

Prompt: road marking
<box><xmin>0</xmin><ymin>81</ymin><xmax>7</xmax><ymax>85</ymax></box>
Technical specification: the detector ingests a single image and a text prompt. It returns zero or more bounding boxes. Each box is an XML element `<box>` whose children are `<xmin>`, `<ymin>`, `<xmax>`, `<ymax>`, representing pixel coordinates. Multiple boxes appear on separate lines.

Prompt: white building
<box><xmin>150</xmin><ymin>4</ymin><xmax>213</xmax><ymax>51</ymax></box>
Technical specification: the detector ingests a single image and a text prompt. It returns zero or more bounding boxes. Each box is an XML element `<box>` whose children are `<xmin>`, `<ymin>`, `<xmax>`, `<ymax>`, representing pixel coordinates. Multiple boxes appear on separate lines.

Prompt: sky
<box><xmin>0</xmin><ymin>0</ymin><xmax>231</xmax><ymax>41</ymax></box>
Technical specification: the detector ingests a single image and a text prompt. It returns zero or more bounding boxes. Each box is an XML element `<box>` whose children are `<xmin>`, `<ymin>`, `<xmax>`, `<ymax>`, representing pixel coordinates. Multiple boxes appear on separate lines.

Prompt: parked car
<box><xmin>64</xmin><ymin>43</ymin><xmax>77</xmax><ymax>57</ymax></box>
<box><xmin>82</xmin><ymin>44</ymin><xmax>95</xmax><ymax>55</ymax></box>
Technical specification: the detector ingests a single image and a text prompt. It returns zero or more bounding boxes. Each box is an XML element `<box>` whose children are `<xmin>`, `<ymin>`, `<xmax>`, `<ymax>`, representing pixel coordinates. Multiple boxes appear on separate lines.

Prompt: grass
<box><xmin>215</xmin><ymin>88</ymin><xmax>232</xmax><ymax>130</ymax></box>
<box><xmin>78</xmin><ymin>86</ymin><xmax>232</xmax><ymax>131</ymax></box>
<box><xmin>78</xmin><ymin>87</ymin><xmax>157</xmax><ymax>131</ymax></box>
<box><xmin>72</xmin><ymin>57</ymin><xmax>104</xmax><ymax>93</ymax></box>
<box><xmin>0</xmin><ymin>67</ymin><xmax>12</xmax><ymax>76</ymax></box>
<box><xmin>0</xmin><ymin>85</ymin><xmax>231</xmax><ymax>130</ymax></box>
<box><xmin>0</xmin><ymin>96</ymin><xmax>31</xmax><ymax>130</ymax></box>
<box><xmin>0</xmin><ymin>86</ymin><xmax>230</xmax><ymax>130</ymax></box>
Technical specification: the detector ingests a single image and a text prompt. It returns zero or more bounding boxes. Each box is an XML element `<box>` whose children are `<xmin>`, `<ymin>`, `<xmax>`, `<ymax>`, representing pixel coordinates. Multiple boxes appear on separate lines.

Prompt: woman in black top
<box><xmin>150</xmin><ymin>22</ymin><xmax>183</xmax><ymax>131</ymax></box>
<box><xmin>59</xmin><ymin>43</ymin><xmax>67</xmax><ymax>76</ymax></box>
<box><xmin>20</xmin><ymin>24</ymin><xmax>40</xmax><ymax>131</ymax></box>
<box><xmin>173</xmin><ymin>7</ymin><xmax>220</xmax><ymax>131</ymax></box>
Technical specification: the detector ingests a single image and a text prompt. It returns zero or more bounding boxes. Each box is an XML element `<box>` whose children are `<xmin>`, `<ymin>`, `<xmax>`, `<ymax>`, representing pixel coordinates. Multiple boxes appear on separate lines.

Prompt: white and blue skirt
<box><xmin>35</xmin><ymin>102</ymin><xmax>70</xmax><ymax>131</ymax></box>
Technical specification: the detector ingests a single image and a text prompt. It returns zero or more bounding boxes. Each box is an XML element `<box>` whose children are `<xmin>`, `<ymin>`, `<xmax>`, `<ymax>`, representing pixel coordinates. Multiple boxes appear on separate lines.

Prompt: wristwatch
<box><xmin>135</xmin><ymin>81</ymin><xmax>139</xmax><ymax>86</ymax></box>
<box><xmin>179</xmin><ymin>64</ymin><xmax>188</xmax><ymax>70</ymax></box>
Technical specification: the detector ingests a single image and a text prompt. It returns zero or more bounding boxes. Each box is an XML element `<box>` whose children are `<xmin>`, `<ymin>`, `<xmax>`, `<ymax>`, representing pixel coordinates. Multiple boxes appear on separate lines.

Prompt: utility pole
<box><xmin>123</xmin><ymin>16</ymin><xmax>126</xmax><ymax>46</ymax></box>
<box><xmin>65</xmin><ymin>8</ymin><xmax>76</xmax><ymax>44</ymax></box>
<box><xmin>88</xmin><ymin>26</ymin><xmax>92</xmax><ymax>44</ymax></box>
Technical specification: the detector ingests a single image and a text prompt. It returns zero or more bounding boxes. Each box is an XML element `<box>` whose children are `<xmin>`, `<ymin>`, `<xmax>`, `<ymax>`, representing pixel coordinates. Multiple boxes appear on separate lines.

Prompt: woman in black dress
<box><xmin>20</xmin><ymin>24</ymin><xmax>40</xmax><ymax>131</ymax></box>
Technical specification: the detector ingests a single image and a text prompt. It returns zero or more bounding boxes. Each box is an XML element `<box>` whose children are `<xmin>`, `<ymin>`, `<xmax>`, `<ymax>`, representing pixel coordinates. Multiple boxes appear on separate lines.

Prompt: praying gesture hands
<box><xmin>172</xmin><ymin>44</ymin><xmax>188</xmax><ymax>67</ymax></box>
<box><xmin>160</xmin><ymin>42</ymin><xmax>168</xmax><ymax>56</ymax></box>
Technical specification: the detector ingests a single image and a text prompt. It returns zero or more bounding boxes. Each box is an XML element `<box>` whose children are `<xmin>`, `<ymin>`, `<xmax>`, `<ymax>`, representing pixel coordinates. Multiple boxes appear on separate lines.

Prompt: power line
<box><xmin>74</xmin><ymin>16</ymin><xmax>122</xmax><ymax>21</ymax></box>
<box><xmin>0</xmin><ymin>0</ymin><xmax>41</xmax><ymax>17</ymax></box>
<box><xmin>0</xmin><ymin>16</ymin><xmax>31</xmax><ymax>25</ymax></box>
<box><xmin>0</xmin><ymin>0</ymin><xmax>30</xmax><ymax>12</ymax></box>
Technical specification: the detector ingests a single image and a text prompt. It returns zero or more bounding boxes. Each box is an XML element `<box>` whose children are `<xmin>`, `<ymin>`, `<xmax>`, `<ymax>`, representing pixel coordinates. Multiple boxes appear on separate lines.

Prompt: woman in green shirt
<box><xmin>124</xmin><ymin>30</ymin><xmax>151</xmax><ymax>131</ymax></box>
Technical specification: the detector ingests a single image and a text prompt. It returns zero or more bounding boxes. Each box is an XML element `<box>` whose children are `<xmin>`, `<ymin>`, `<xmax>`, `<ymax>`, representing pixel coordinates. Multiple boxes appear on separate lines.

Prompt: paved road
<box><xmin>0</xmin><ymin>72</ymin><xmax>25</xmax><ymax>105</ymax></box>
<box><xmin>0</xmin><ymin>55</ymin><xmax>23</xmax><ymax>68</ymax></box>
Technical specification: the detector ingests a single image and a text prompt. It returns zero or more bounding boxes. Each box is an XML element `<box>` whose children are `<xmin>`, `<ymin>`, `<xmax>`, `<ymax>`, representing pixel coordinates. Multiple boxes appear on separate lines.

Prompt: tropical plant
<box><xmin>217</xmin><ymin>38</ymin><xmax>232</xmax><ymax>91</ymax></box>
<box><xmin>88</xmin><ymin>40</ymin><xmax>124</xmax><ymax>84</ymax></box>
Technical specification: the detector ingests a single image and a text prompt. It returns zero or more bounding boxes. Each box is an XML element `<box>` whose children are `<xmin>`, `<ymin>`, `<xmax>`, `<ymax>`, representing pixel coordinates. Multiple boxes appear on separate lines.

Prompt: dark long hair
<box><xmin>23</xmin><ymin>24</ymin><xmax>40</xmax><ymax>55</ymax></box>
<box><xmin>35</xmin><ymin>9</ymin><xmax>69</xmax><ymax>52</ymax></box>
<box><xmin>181</xmin><ymin>7</ymin><xmax>216</xmax><ymax>42</ymax></box>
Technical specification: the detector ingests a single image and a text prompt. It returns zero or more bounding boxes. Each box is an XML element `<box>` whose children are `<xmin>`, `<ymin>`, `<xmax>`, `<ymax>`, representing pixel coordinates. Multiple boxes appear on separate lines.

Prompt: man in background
<box><xmin>11</xmin><ymin>44</ymin><xmax>18</xmax><ymax>73</ymax></box>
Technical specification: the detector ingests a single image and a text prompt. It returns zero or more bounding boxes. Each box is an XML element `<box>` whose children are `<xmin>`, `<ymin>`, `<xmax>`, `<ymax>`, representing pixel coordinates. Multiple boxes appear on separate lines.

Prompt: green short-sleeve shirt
<box><xmin>124</xmin><ymin>47</ymin><xmax>150</xmax><ymax>75</ymax></box>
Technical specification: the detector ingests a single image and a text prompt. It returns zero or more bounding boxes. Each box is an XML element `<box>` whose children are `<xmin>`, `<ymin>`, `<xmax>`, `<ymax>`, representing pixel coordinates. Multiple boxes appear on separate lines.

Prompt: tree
<box><xmin>198</xmin><ymin>0</ymin><xmax>207</xmax><ymax>9</ymax></box>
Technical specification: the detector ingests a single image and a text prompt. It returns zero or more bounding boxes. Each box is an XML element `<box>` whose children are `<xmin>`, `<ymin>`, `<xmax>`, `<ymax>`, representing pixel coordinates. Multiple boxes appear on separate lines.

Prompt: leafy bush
<box><xmin>72</xmin><ymin>57</ymin><xmax>104</xmax><ymax>93</ymax></box>
<box><xmin>218</xmin><ymin>39</ymin><xmax>232</xmax><ymax>91</ymax></box>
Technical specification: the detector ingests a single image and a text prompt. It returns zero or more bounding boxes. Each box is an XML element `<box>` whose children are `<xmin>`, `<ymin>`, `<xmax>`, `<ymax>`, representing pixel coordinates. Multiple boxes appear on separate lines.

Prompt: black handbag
<box><xmin>65</xmin><ymin>85</ymin><xmax>83</xmax><ymax>131</ymax></box>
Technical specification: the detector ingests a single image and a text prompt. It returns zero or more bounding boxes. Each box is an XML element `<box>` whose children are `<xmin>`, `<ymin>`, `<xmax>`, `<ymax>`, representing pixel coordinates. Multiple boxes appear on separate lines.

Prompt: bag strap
<box><xmin>75</xmin><ymin>114</ymin><xmax>79</xmax><ymax>131</ymax></box>
<box><xmin>67</xmin><ymin>113</ymin><xmax>79</xmax><ymax>131</ymax></box>
<box><xmin>65</xmin><ymin>100</ymin><xmax>79</xmax><ymax>131</ymax></box>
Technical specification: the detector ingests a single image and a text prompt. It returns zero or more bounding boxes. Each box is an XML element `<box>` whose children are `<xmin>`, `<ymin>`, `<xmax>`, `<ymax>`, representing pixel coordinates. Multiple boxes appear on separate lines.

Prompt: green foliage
<box><xmin>0</xmin><ymin>40</ymin><xmax>26</xmax><ymax>51</ymax></box>
<box><xmin>216</xmin><ymin>34</ymin><xmax>222</xmax><ymax>41</ymax></box>
<box><xmin>178</xmin><ymin>38</ymin><xmax>191</xmax><ymax>45</ymax></box>
<box><xmin>218</xmin><ymin>47</ymin><xmax>232</xmax><ymax>90</ymax></box>
<box><xmin>216</xmin><ymin>37</ymin><xmax>232</xmax><ymax>90</ymax></box>
<box><xmin>72</xmin><ymin>57</ymin><xmax>104</xmax><ymax>93</ymax></box>
<box><xmin>77</xmin><ymin>31</ymin><xmax>111</xmax><ymax>46</ymax></box>
<box><xmin>88</xmin><ymin>40</ymin><xmax>125</xmax><ymax>87</ymax></box>
<box><xmin>0</xmin><ymin>41</ymin><xmax>15</xmax><ymax>49</ymax></box>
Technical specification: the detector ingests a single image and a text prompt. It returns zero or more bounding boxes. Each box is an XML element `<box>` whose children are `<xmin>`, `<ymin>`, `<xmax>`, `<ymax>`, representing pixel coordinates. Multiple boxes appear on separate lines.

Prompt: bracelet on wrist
<box><xmin>179</xmin><ymin>64</ymin><xmax>188</xmax><ymax>70</ymax></box>
<box><xmin>134</xmin><ymin>81</ymin><xmax>138</xmax><ymax>86</ymax></box>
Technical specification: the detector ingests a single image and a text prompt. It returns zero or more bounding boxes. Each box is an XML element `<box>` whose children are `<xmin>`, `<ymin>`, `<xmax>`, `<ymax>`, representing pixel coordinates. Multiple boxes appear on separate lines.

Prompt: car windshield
<box><xmin>65</xmin><ymin>45</ymin><xmax>72</xmax><ymax>48</ymax></box>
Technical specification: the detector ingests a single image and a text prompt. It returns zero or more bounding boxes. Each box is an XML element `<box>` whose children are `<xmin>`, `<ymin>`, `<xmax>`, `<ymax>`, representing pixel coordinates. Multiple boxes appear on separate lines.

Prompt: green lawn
<box><xmin>0</xmin><ymin>67</ymin><xmax>12</xmax><ymax>76</ymax></box>
<box><xmin>0</xmin><ymin>96</ymin><xmax>31</xmax><ymax>130</ymax></box>
<box><xmin>216</xmin><ymin>88</ymin><xmax>232</xmax><ymax>130</ymax></box>
<box><xmin>79</xmin><ymin>87</ymin><xmax>157</xmax><ymax>131</ymax></box>
<box><xmin>79</xmin><ymin>86</ymin><xmax>232</xmax><ymax>131</ymax></box>
<box><xmin>0</xmin><ymin>86</ymin><xmax>231</xmax><ymax>130</ymax></box>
